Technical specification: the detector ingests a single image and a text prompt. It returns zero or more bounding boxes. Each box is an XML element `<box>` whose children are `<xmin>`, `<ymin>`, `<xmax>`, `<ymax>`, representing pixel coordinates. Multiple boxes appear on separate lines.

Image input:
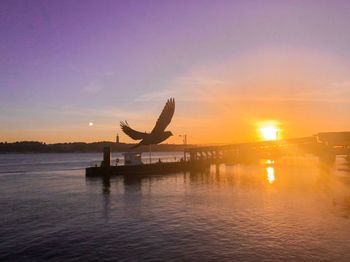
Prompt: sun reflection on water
<box><xmin>266</xmin><ymin>166</ymin><xmax>275</xmax><ymax>184</ymax></box>
<box><xmin>265</xmin><ymin>159</ymin><xmax>275</xmax><ymax>165</ymax></box>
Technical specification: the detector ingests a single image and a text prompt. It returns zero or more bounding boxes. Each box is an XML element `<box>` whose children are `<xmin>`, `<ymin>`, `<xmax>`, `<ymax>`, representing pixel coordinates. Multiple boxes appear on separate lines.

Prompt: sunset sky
<box><xmin>1</xmin><ymin>0</ymin><xmax>350</xmax><ymax>144</ymax></box>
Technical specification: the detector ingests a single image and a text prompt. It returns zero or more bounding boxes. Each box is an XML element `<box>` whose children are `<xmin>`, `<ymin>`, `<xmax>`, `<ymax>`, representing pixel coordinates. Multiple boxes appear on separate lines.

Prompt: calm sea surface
<box><xmin>0</xmin><ymin>153</ymin><xmax>350</xmax><ymax>261</ymax></box>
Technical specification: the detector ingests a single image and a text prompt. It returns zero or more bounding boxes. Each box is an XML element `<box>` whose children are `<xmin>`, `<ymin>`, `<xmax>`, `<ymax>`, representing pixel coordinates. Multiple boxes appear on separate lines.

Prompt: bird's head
<box><xmin>164</xmin><ymin>131</ymin><xmax>173</xmax><ymax>137</ymax></box>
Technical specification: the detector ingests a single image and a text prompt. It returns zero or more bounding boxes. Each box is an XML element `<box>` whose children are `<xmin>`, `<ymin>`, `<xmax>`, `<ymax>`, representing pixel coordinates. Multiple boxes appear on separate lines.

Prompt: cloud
<box><xmin>331</xmin><ymin>81</ymin><xmax>350</xmax><ymax>87</ymax></box>
<box><xmin>139</xmin><ymin>48</ymin><xmax>350</xmax><ymax>105</ymax></box>
<box><xmin>134</xmin><ymin>89</ymin><xmax>175</xmax><ymax>102</ymax></box>
<box><xmin>82</xmin><ymin>80</ymin><xmax>104</xmax><ymax>94</ymax></box>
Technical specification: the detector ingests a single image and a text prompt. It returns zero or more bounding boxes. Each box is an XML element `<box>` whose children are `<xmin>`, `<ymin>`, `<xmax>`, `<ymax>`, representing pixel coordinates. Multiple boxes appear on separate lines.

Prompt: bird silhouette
<box><xmin>120</xmin><ymin>98</ymin><xmax>175</xmax><ymax>148</ymax></box>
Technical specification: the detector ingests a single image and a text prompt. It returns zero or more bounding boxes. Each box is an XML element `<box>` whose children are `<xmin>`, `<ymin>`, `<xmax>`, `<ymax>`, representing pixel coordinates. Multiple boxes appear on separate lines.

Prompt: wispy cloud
<box><xmin>82</xmin><ymin>80</ymin><xmax>104</xmax><ymax>94</ymax></box>
<box><xmin>138</xmin><ymin>48</ymin><xmax>350</xmax><ymax>105</ymax></box>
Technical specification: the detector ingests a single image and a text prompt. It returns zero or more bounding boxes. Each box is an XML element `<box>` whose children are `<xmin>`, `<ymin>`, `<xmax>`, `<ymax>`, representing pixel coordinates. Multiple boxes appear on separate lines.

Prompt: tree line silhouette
<box><xmin>0</xmin><ymin>141</ymin><xmax>189</xmax><ymax>153</ymax></box>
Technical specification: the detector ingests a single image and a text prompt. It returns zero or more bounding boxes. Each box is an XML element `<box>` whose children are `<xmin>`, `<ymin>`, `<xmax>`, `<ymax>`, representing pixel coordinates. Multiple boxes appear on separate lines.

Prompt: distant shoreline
<box><xmin>0</xmin><ymin>141</ymin><xmax>193</xmax><ymax>153</ymax></box>
<box><xmin>0</xmin><ymin>151</ymin><xmax>185</xmax><ymax>154</ymax></box>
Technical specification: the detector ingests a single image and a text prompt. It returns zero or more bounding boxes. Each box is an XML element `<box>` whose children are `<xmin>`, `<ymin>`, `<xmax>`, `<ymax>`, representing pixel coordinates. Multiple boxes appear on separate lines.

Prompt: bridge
<box><xmin>185</xmin><ymin>132</ymin><xmax>350</xmax><ymax>165</ymax></box>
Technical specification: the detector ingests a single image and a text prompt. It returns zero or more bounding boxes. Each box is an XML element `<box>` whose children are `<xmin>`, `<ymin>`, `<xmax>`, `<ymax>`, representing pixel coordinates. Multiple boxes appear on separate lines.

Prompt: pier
<box><xmin>86</xmin><ymin>132</ymin><xmax>350</xmax><ymax>177</ymax></box>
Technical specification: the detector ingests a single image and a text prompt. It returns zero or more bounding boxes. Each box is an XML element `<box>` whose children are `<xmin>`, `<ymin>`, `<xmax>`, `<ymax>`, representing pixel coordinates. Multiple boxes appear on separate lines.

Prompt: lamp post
<box><xmin>179</xmin><ymin>134</ymin><xmax>187</xmax><ymax>161</ymax></box>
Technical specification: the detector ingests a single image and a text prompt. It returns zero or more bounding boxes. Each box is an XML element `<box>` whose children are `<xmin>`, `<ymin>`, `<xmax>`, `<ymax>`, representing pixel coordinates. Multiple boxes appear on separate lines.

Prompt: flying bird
<box><xmin>120</xmin><ymin>98</ymin><xmax>175</xmax><ymax>148</ymax></box>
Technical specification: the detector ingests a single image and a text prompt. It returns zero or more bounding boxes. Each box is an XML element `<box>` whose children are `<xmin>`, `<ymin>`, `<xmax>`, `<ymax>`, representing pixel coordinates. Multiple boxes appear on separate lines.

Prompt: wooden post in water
<box><xmin>149</xmin><ymin>144</ymin><xmax>152</xmax><ymax>164</ymax></box>
<box><xmin>102</xmin><ymin>146</ymin><xmax>111</xmax><ymax>167</ymax></box>
<box><xmin>183</xmin><ymin>134</ymin><xmax>187</xmax><ymax>161</ymax></box>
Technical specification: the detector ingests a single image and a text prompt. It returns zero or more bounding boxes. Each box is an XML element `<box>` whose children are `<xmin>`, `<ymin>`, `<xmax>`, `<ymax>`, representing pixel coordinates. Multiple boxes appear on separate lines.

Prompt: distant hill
<box><xmin>0</xmin><ymin>141</ymin><xmax>194</xmax><ymax>153</ymax></box>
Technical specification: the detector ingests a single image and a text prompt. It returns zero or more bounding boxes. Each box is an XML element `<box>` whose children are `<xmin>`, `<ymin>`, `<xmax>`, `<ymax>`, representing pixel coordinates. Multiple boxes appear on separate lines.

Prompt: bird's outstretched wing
<box><xmin>151</xmin><ymin>98</ymin><xmax>175</xmax><ymax>134</ymax></box>
<box><xmin>120</xmin><ymin>121</ymin><xmax>147</xmax><ymax>140</ymax></box>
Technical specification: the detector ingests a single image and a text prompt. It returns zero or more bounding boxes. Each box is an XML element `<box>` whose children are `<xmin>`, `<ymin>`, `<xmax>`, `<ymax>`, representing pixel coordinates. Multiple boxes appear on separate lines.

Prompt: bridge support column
<box><xmin>190</xmin><ymin>152</ymin><xmax>196</xmax><ymax>161</ymax></box>
<box><xmin>319</xmin><ymin>151</ymin><xmax>336</xmax><ymax>166</ymax></box>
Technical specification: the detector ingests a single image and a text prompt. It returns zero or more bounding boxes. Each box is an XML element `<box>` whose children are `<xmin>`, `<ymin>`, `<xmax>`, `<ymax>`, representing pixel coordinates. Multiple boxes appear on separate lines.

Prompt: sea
<box><xmin>0</xmin><ymin>152</ymin><xmax>350</xmax><ymax>261</ymax></box>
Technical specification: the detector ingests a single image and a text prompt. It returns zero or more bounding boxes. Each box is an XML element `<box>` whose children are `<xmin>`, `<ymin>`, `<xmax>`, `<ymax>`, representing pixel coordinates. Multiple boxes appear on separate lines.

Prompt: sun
<box><xmin>89</xmin><ymin>122</ymin><xmax>94</xmax><ymax>127</ymax></box>
<box><xmin>258</xmin><ymin>123</ymin><xmax>280</xmax><ymax>141</ymax></box>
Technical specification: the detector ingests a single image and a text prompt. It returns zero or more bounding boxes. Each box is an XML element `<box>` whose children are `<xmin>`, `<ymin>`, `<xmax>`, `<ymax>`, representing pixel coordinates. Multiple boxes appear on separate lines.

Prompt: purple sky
<box><xmin>1</xmin><ymin>0</ymin><xmax>350</xmax><ymax>143</ymax></box>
